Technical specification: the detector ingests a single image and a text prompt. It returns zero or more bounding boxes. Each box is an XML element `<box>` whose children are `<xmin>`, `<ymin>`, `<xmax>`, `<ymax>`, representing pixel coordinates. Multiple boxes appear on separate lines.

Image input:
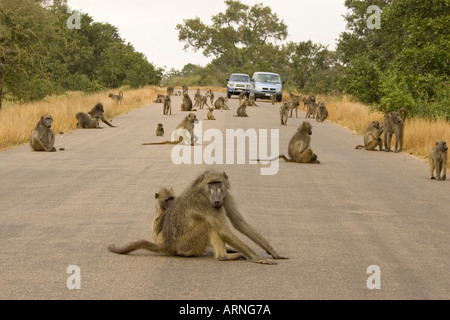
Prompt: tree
<box><xmin>176</xmin><ymin>0</ymin><xmax>287</xmax><ymax>70</ymax></box>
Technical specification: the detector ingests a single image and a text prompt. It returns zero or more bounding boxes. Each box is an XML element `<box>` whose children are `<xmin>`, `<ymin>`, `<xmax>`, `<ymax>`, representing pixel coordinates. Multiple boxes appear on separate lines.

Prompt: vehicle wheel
<box><xmin>227</xmin><ymin>92</ymin><xmax>231</xmax><ymax>99</ymax></box>
<box><xmin>277</xmin><ymin>96</ymin><xmax>282</xmax><ymax>102</ymax></box>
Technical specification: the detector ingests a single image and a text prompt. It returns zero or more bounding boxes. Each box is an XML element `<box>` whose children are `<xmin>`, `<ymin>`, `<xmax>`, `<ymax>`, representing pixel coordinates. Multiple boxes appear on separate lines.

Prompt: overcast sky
<box><xmin>67</xmin><ymin>0</ymin><xmax>348</xmax><ymax>71</ymax></box>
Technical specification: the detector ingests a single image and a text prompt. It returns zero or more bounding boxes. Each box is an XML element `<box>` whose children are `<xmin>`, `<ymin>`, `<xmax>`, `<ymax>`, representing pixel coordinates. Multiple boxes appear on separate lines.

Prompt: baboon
<box><xmin>88</xmin><ymin>103</ymin><xmax>116</xmax><ymax>127</ymax></box>
<box><xmin>304</xmin><ymin>95</ymin><xmax>317</xmax><ymax>118</ymax></box>
<box><xmin>156</xmin><ymin>123</ymin><xmax>164</xmax><ymax>136</ymax></box>
<box><xmin>238</xmin><ymin>91</ymin><xmax>246</xmax><ymax>106</ymax></box>
<box><xmin>152</xmin><ymin>187</ymin><xmax>176</xmax><ymax>240</ymax></box>
<box><xmin>256</xmin><ymin>122</ymin><xmax>319</xmax><ymax>164</ymax></box>
<box><xmin>199</xmin><ymin>95</ymin><xmax>210</xmax><ymax>109</ymax></box>
<box><xmin>30</xmin><ymin>114</ymin><xmax>56</xmax><ymax>152</ymax></box>
<box><xmin>182</xmin><ymin>84</ymin><xmax>188</xmax><ymax>95</ymax></box>
<box><xmin>163</xmin><ymin>95</ymin><xmax>172</xmax><ymax>115</ymax></box>
<box><xmin>289</xmin><ymin>99</ymin><xmax>300</xmax><ymax>118</ymax></box>
<box><xmin>214</xmin><ymin>97</ymin><xmax>230</xmax><ymax>110</ymax></box>
<box><xmin>76</xmin><ymin>112</ymin><xmax>101</xmax><ymax>129</ymax></box>
<box><xmin>271</xmin><ymin>93</ymin><xmax>276</xmax><ymax>105</ymax></box>
<box><xmin>206</xmin><ymin>90</ymin><xmax>215</xmax><ymax>105</ymax></box>
<box><xmin>430</xmin><ymin>140</ymin><xmax>447</xmax><ymax>181</ymax></box>
<box><xmin>167</xmin><ymin>86</ymin><xmax>174</xmax><ymax>96</ymax></box>
<box><xmin>280</xmin><ymin>102</ymin><xmax>289</xmax><ymax>125</ymax></box>
<box><xmin>153</xmin><ymin>94</ymin><xmax>165</xmax><ymax>103</ymax></box>
<box><xmin>315</xmin><ymin>102</ymin><xmax>328</xmax><ymax>122</ymax></box>
<box><xmin>355</xmin><ymin>121</ymin><xmax>384</xmax><ymax>151</ymax></box>
<box><xmin>142</xmin><ymin>113</ymin><xmax>198</xmax><ymax>146</ymax></box>
<box><xmin>108</xmin><ymin>91</ymin><xmax>123</xmax><ymax>104</ymax></box>
<box><xmin>108</xmin><ymin>170</ymin><xmax>288</xmax><ymax>264</ymax></box>
<box><xmin>246</xmin><ymin>94</ymin><xmax>260</xmax><ymax>107</ymax></box>
<box><xmin>181</xmin><ymin>92</ymin><xmax>195</xmax><ymax>112</ymax></box>
<box><xmin>236</xmin><ymin>100</ymin><xmax>249</xmax><ymax>117</ymax></box>
<box><xmin>205</xmin><ymin>108</ymin><xmax>216</xmax><ymax>120</ymax></box>
<box><xmin>193</xmin><ymin>89</ymin><xmax>201</xmax><ymax>108</ymax></box>
<box><xmin>383</xmin><ymin>108</ymin><xmax>406</xmax><ymax>153</ymax></box>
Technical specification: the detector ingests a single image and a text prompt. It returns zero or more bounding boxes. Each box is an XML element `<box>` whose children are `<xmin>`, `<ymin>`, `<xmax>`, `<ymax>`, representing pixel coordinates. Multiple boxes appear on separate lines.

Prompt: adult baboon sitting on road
<box><xmin>30</xmin><ymin>114</ymin><xmax>56</xmax><ymax>152</ymax></box>
<box><xmin>108</xmin><ymin>170</ymin><xmax>288</xmax><ymax>264</ymax></box>
<box><xmin>355</xmin><ymin>121</ymin><xmax>384</xmax><ymax>151</ymax></box>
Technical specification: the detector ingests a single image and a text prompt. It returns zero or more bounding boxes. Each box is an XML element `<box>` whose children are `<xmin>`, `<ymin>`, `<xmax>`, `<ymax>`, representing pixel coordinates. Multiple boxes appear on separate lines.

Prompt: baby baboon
<box><xmin>30</xmin><ymin>114</ymin><xmax>56</xmax><ymax>152</ymax></box>
<box><xmin>355</xmin><ymin>121</ymin><xmax>384</xmax><ymax>151</ymax></box>
<box><xmin>142</xmin><ymin>113</ymin><xmax>199</xmax><ymax>146</ymax></box>
<box><xmin>256</xmin><ymin>122</ymin><xmax>319</xmax><ymax>164</ymax></box>
<box><xmin>430</xmin><ymin>140</ymin><xmax>447</xmax><ymax>181</ymax></box>
<box><xmin>152</xmin><ymin>187</ymin><xmax>176</xmax><ymax>240</ymax></box>
<box><xmin>76</xmin><ymin>112</ymin><xmax>101</xmax><ymax>129</ymax></box>
<box><xmin>153</xmin><ymin>94</ymin><xmax>165</xmax><ymax>103</ymax></box>
<box><xmin>108</xmin><ymin>170</ymin><xmax>288</xmax><ymax>264</ymax></box>
<box><xmin>181</xmin><ymin>92</ymin><xmax>195</xmax><ymax>112</ymax></box>
<box><xmin>167</xmin><ymin>86</ymin><xmax>174</xmax><ymax>96</ymax></box>
<box><xmin>383</xmin><ymin>108</ymin><xmax>406</xmax><ymax>153</ymax></box>
<box><xmin>236</xmin><ymin>100</ymin><xmax>249</xmax><ymax>117</ymax></box>
<box><xmin>214</xmin><ymin>97</ymin><xmax>230</xmax><ymax>110</ymax></box>
<box><xmin>156</xmin><ymin>123</ymin><xmax>164</xmax><ymax>136</ymax></box>
<box><xmin>205</xmin><ymin>108</ymin><xmax>216</xmax><ymax>120</ymax></box>
<box><xmin>163</xmin><ymin>95</ymin><xmax>172</xmax><ymax>115</ymax></box>
<box><xmin>88</xmin><ymin>103</ymin><xmax>116</xmax><ymax>127</ymax></box>
<box><xmin>280</xmin><ymin>102</ymin><xmax>289</xmax><ymax>125</ymax></box>
<box><xmin>108</xmin><ymin>91</ymin><xmax>123</xmax><ymax>104</ymax></box>
<box><xmin>315</xmin><ymin>102</ymin><xmax>328</xmax><ymax>122</ymax></box>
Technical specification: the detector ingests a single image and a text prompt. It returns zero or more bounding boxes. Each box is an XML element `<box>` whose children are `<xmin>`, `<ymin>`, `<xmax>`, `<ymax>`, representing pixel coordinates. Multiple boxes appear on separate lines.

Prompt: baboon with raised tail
<box><xmin>108</xmin><ymin>170</ymin><xmax>288</xmax><ymax>264</ymax></box>
<box><xmin>108</xmin><ymin>91</ymin><xmax>123</xmax><ymax>104</ymax></box>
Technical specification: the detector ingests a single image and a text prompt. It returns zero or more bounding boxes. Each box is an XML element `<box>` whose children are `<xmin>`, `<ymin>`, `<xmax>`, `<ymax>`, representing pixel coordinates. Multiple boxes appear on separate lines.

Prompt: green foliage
<box><xmin>0</xmin><ymin>0</ymin><xmax>162</xmax><ymax>104</ymax></box>
<box><xmin>338</xmin><ymin>0</ymin><xmax>449</xmax><ymax>119</ymax></box>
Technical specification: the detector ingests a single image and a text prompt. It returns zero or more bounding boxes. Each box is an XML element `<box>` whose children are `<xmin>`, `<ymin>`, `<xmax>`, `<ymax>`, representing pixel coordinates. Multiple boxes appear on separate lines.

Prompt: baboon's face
<box><xmin>95</xmin><ymin>104</ymin><xmax>104</xmax><ymax>113</ymax></box>
<box><xmin>41</xmin><ymin>115</ymin><xmax>53</xmax><ymax>128</ymax></box>
<box><xmin>436</xmin><ymin>141</ymin><xmax>448</xmax><ymax>152</ymax></box>
<box><xmin>208</xmin><ymin>181</ymin><xmax>225</xmax><ymax>209</ymax></box>
<box><xmin>158</xmin><ymin>123</ymin><xmax>163</xmax><ymax>128</ymax></box>
<box><xmin>300</xmin><ymin>122</ymin><xmax>312</xmax><ymax>135</ymax></box>
<box><xmin>188</xmin><ymin>114</ymin><xmax>199</xmax><ymax>124</ymax></box>
<box><xmin>371</xmin><ymin>121</ymin><xmax>380</xmax><ymax>129</ymax></box>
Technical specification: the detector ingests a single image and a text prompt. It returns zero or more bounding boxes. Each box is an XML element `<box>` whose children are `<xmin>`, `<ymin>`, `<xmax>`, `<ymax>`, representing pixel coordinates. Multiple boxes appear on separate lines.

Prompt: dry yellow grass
<box><xmin>316</xmin><ymin>95</ymin><xmax>450</xmax><ymax>168</ymax></box>
<box><xmin>0</xmin><ymin>86</ymin><xmax>166</xmax><ymax>151</ymax></box>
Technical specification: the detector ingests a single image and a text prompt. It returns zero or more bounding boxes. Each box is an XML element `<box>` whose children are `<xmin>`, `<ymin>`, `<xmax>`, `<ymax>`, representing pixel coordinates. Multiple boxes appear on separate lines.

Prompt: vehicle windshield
<box><xmin>254</xmin><ymin>74</ymin><xmax>281</xmax><ymax>84</ymax></box>
<box><xmin>230</xmin><ymin>75</ymin><xmax>250</xmax><ymax>82</ymax></box>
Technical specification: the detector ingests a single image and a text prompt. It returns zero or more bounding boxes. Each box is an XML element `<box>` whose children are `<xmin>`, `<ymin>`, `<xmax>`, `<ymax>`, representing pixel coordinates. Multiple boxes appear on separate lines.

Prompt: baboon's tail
<box><xmin>142</xmin><ymin>141</ymin><xmax>178</xmax><ymax>145</ymax></box>
<box><xmin>108</xmin><ymin>240</ymin><xmax>161</xmax><ymax>255</ymax></box>
<box><xmin>355</xmin><ymin>145</ymin><xmax>365</xmax><ymax>150</ymax></box>
<box><xmin>399</xmin><ymin>108</ymin><xmax>407</xmax><ymax>122</ymax></box>
<box><xmin>252</xmin><ymin>155</ymin><xmax>292</xmax><ymax>162</ymax></box>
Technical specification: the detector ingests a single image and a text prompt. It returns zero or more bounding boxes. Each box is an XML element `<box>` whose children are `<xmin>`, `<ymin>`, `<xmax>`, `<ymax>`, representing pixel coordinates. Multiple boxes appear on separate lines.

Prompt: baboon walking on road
<box><xmin>163</xmin><ymin>95</ymin><xmax>172</xmax><ymax>115</ymax></box>
<box><xmin>30</xmin><ymin>114</ymin><xmax>56</xmax><ymax>152</ymax></box>
<box><xmin>108</xmin><ymin>170</ymin><xmax>288</xmax><ymax>264</ymax></box>
<box><xmin>280</xmin><ymin>102</ymin><xmax>289</xmax><ymax>125</ymax></box>
<box><xmin>355</xmin><ymin>121</ymin><xmax>384</xmax><ymax>151</ymax></box>
<box><xmin>430</xmin><ymin>140</ymin><xmax>447</xmax><ymax>181</ymax></box>
<box><xmin>383</xmin><ymin>108</ymin><xmax>406</xmax><ymax>153</ymax></box>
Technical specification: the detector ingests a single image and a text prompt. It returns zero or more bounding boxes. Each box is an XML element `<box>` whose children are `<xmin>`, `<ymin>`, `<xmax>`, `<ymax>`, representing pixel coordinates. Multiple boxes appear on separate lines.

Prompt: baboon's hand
<box><xmin>270</xmin><ymin>253</ymin><xmax>289</xmax><ymax>260</ymax></box>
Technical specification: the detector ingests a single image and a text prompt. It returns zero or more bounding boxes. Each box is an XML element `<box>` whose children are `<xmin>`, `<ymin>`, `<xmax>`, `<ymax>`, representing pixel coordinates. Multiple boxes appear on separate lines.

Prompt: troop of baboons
<box><xmin>27</xmin><ymin>84</ymin><xmax>446</xmax><ymax>266</ymax></box>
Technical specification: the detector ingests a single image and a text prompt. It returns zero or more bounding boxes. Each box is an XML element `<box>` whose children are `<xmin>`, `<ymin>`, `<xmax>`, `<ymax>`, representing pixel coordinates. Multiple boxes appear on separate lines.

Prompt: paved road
<box><xmin>0</xmin><ymin>92</ymin><xmax>448</xmax><ymax>300</ymax></box>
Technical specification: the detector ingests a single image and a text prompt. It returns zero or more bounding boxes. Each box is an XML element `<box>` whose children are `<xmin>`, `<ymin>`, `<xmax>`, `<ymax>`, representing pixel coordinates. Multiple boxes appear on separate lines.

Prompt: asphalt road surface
<box><xmin>0</xmin><ymin>91</ymin><xmax>448</xmax><ymax>300</ymax></box>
